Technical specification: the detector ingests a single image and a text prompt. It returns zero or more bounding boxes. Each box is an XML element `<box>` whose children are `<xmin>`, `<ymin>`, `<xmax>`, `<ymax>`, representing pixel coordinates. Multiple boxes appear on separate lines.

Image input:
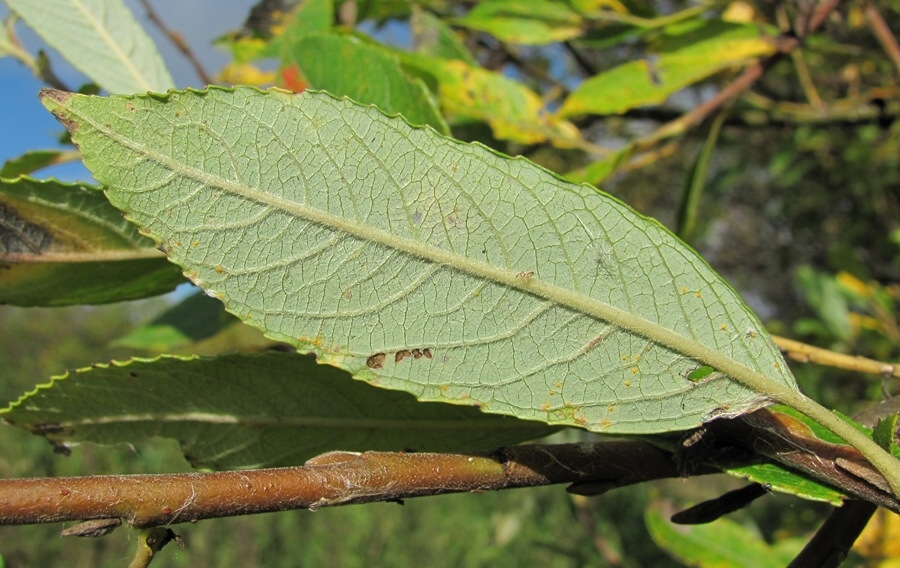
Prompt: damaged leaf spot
<box><xmin>393</xmin><ymin>348</ymin><xmax>433</xmax><ymax>363</ymax></box>
<box><xmin>366</xmin><ymin>353</ymin><xmax>386</xmax><ymax>369</ymax></box>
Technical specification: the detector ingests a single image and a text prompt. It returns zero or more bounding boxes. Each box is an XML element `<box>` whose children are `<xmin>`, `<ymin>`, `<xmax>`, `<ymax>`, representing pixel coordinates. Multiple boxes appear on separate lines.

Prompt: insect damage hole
<box><xmin>366</xmin><ymin>353</ymin><xmax>386</xmax><ymax>369</ymax></box>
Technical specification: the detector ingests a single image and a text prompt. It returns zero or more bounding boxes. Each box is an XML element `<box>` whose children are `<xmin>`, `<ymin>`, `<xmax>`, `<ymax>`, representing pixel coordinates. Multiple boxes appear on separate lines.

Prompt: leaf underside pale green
<box><xmin>5</xmin><ymin>0</ymin><xmax>173</xmax><ymax>94</ymax></box>
<box><xmin>0</xmin><ymin>176</ymin><xmax>183</xmax><ymax>305</ymax></box>
<box><xmin>1</xmin><ymin>352</ymin><xmax>555</xmax><ymax>469</ymax></box>
<box><xmin>41</xmin><ymin>87</ymin><xmax>798</xmax><ymax>434</ymax></box>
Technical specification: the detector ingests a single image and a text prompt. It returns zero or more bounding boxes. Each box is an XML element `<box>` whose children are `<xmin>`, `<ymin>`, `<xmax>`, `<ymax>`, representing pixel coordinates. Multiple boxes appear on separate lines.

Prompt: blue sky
<box><xmin>0</xmin><ymin>0</ymin><xmax>258</xmax><ymax>181</ymax></box>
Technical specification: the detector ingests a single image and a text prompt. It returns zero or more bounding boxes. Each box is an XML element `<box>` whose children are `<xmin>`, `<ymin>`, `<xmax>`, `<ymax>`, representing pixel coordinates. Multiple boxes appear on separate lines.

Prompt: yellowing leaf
<box><xmin>400</xmin><ymin>53</ymin><xmax>581</xmax><ymax>145</ymax></box>
<box><xmin>560</xmin><ymin>20</ymin><xmax>777</xmax><ymax>117</ymax></box>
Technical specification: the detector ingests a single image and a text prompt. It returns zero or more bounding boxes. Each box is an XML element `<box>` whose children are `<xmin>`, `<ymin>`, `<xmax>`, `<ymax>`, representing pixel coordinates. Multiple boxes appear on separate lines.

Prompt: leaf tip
<box><xmin>39</xmin><ymin>88</ymin><xmax>79</xmax><ymax>134</ymax></box>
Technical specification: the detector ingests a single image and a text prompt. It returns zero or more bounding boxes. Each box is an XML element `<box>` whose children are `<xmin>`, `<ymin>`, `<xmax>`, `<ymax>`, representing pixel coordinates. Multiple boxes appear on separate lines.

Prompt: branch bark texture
<box><xmin>0</xmin><ymin>441</ymin><xmax>691</xmax><ymax>528</ymax></box>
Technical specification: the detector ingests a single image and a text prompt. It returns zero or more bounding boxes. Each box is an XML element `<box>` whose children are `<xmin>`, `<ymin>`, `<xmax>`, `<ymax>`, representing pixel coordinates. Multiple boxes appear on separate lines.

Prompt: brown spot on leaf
<box><xmin>366</xmin><ymin>353</ymin><xmax>386</xmax><ymax>369</ymax></box>
<box><xmin>422</xmin><ymin>348</ymin><xmax>433</xmax><ymax>359</ymax></box>
<box><xmin>395</xmin><ymin>350</ymin><xmax>412</xmax><ymax>363</ymax></box>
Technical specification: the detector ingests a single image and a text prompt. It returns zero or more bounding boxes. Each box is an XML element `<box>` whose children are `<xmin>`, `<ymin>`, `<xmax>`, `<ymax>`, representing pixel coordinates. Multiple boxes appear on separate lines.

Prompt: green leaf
<box><xmin>565</xmin><ymin>145</ymin><xmax>634</xmax><ymax>185</ymax></box>
<box><xmin>874</xmin><ymin>415</ymin><xmax>898</xmax><ymax>452</ymax></box>
<box><xmin>451</xmin><ymin>0</ymin><xmax>584</xmax><ymax>45</ymax></box>
<box><xmin>41</xmin><ymin>87</ymin><xmax>799</xmax><ymax>434</ymax></box>
<box><xmin>411</xmin><ymin>7</ymin><xmax>476</xmax><ymax>64</ymax></box>
<box><xmin>397</xmin><ymin>52</ymin><xmax>581</xmax><ymax>145</ymax></box>
<box><xmin>677</xmin><ymin>112</ymin><xmax>726</xmax><ymax>243</ymax></box>
<box><xmin>560</xmin><ymin>20</ymin><xmax>776</xmax><ymax>118</ymax></box>
<box><xmin>724</xmin><ymin>462</ymin><xmax>845</xmax><ymax>507</ymax></box>
<box><xmin>221</xmin><ymin>0</ymin><xmax>333</xmax><ymax>64</ymax></box>
<box><xmin>281</xmin><ymin>33</ymin><xmax>449</xmax><ymax>134</ymax></box>
<box><xmin>0</xmin><ymin>149</ymin><xmax>70</xmax><ymax>178</ymax></box>
<box><xmin>795</xmin><ymin>266</ymin><xmax>853</xmax><ymax>341</ymax></box>
<box><xmin>645</xmin><ymin>503</ymin><xmax>802</xmax><ymax>567</ymax></box>
<box><xmin>1</xmin><ymin>352</ymin><xmax>555</xmax><ymax>469</ymax></box>
<box><xmin>111</xmin><ymin>291</ymin><xmax>238</xmax><ymax>352</ymax></box>
<box><xmin>0</xmin><ymin>176</ymin><xmax>183</xmax><ymax>305</ymax></box>
<box><xmin>5</xmin><ymin>0</ymin><xmax>173</xmax><ymax>93</ymax></box>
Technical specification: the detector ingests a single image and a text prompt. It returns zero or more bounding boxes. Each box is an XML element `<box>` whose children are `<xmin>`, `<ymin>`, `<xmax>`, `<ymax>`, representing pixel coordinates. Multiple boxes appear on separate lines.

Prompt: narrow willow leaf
<box><xmin>1</xmin><ymin>149</ymin><xmax>69</xmax><ymax>177</ymax></box>
<box><xmin>677</xmin><ymin>112</ymin><xmax>725</xmax><ymax>243</ymax></box>
<box><xmin>724</xmin><ymin>462</ymin><xmax>845</xmax><ymax>506</ymax></box>
<box><xmin>5</xmin><ymin>0</ymin><xmax>173</xmax><ymax>93</ymax></box>
<box><xmin>1</xmin><ymin>353</ymin><xmax>555</xmax><ymax>469</ymax></box>
<box><xmin>41</xmin><ymin>87</ymin><xmax>798</xmax><ymax>434</ymax></box>
<box><xmin>560</xmin><ymin>20</ymin><xmax>776</xmax><ymax>118</ymax></box>
<box><xmin>0</xmin><ymin>177</ymin><xmax>183</xmax><ymax>305</ymax></box>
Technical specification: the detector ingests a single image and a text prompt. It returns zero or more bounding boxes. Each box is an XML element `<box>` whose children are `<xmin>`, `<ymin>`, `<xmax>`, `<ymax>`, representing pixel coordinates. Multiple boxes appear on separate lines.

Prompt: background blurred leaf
<box><xmin>281</xmin><ymin>33</ymin><xmax>449</xmax><ymax>133</ymax></box>
<box><xmin>0</xmin><ymin>150</ymin><xmax>70</xmax><ymax>178</ymax></box>
<box><xmin>645</xmin><ymin>502</ymin><xmax>802</xmax><ymax>567</ymax></box>
<box><xmin>398</xmin><ymin>52</ymin><xmax>581</xmax><ymax>145</ymax></box>
<box><xmin>111</xmin><ymin>291</ymin><xmax>238</xmax><ymax>352</ymax></box>
<box><xmin>4</xmin><ymin>0</ymin><xmax>174</xmax><ymax>93</ymax></box>
<box><xmin>411</xmin><ymin>7</ymin><xmax>476</xmax><ymax>64</ymax></box>
<box><xmin>451</xmin><ymin>0</ymin><xmax>584</xmax><ymax>45</ymax></box>
<box><xmin>795</xmin><ymin>265</ymin><xmax>854</xmax><ymax>341</ymax></box>
<box><xmin>560</xmin><ymin>20</ymin><xmax>776</xmax><ymax>117</ymax></box>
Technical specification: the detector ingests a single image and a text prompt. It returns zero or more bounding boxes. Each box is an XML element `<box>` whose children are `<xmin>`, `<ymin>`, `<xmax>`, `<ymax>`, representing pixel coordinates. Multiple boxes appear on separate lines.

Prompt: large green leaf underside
<box><xmin>1</xmin><ymin>353</ymin><xmax>554</xmax><ymax>469</ymax></box>
<box><xmin>0</xmin><ymin>177</ymin><xmax>183</xmax><ymax>305</ymax></box>
<box><xmin>41</xmin><ymin>87</ymin><xmax>797</xmax><ymax>434</ymax></box>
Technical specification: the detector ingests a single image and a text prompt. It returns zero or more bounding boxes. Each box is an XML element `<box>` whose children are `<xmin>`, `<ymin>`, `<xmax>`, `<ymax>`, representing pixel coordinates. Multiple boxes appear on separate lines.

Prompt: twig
<box><xmin>128</xmin><ymin>527</ymin><xmax>182</xmax><ymax>568</ymax></box>
<box><xmin>865</xmin><ymin>0</ymin><xmax>900</xmax><ymax>76</ymax></box>
<box><xmin>773</xmin><ymin>335</ymin><xmax>900</xmax><ymax>379</ymax></box>
<box><xmin>787</xmin><ymin>500</ymin><xmax>877</xmax><ymax>568</ymax></box>
<box><xmin>0</xmin><ymin>442</ymin><xmax>699</xmax><ymax>528</ymax></box>
<box><xmin>563</xmin><ymin>40</ymin><xmax>597</xmax><ymax>77</ymax></box>
<box><xmin>137</xmin><ymin>0</ymin><xmax>213</xmax><ymax>85</ymax></box>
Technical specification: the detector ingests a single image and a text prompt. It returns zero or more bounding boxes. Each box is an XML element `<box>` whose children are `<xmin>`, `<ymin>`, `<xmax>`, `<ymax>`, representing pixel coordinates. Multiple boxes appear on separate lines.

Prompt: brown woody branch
<box><xmin>0</xmin><ymin>441</ymin><xmax>699</xmax><ymax>528</ymax></box>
